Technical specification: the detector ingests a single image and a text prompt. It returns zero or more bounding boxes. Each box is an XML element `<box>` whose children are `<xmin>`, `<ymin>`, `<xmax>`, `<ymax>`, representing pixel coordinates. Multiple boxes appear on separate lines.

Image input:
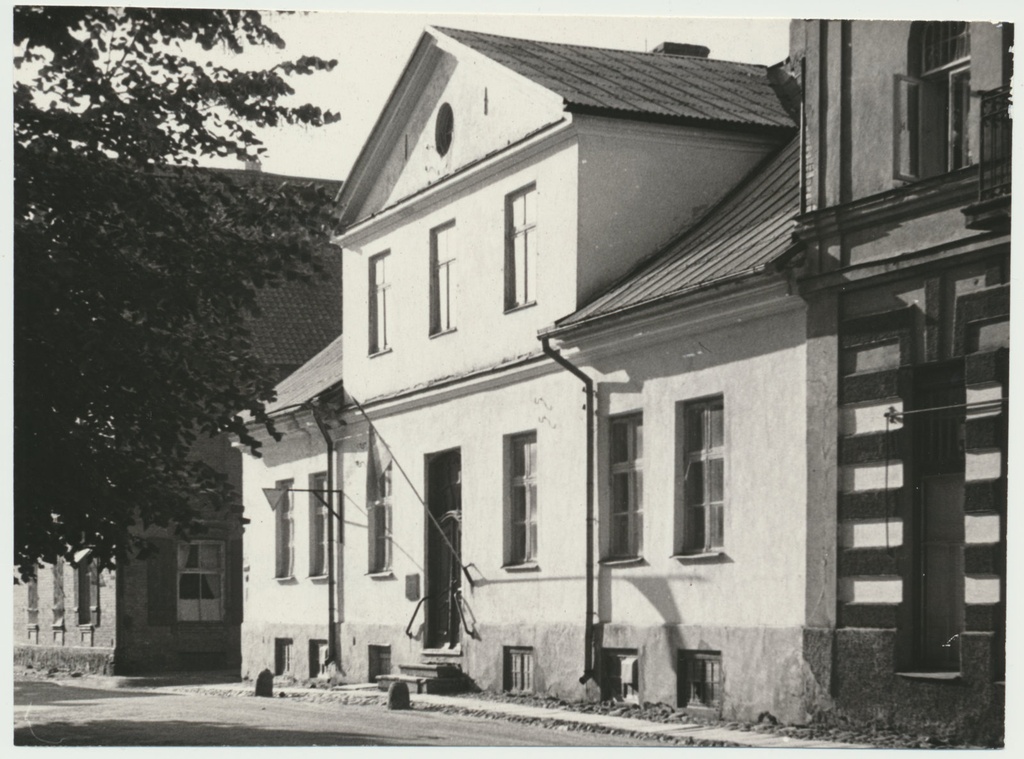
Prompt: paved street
<box><xmin>13</xmin><ymin>680</ymin><xmax>671</xmax><ymax>747</ymax></box>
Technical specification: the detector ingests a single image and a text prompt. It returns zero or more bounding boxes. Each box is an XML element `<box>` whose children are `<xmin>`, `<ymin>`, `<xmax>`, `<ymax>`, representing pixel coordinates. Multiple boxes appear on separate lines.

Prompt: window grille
<box><xmin>504</xmin><ymin>647</ymin><xmax>535</xmax><ymax>693</ymax></box>
<box><xmin>922</xmin><ymin>21</ymin><xmax>970</xmax><ymax>74</ymax></box>
<box><xmin>678</xmin><ymin>650</ymin><xmax>722</xmax><ymax>709</ymax></box>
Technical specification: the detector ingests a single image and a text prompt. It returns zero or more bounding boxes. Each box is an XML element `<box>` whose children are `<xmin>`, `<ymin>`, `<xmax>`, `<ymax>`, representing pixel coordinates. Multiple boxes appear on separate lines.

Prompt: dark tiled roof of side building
<box><xmin>214</xmin><ymin>169</ymin><xmax>343</xmax><ymax>377</ymax></box>
<box><xmin>264</xmin><ymin>332</ymin><xmax>344</xmax><ymax>416</ymax></box>
<box><xmin>248</xmin><ymin>264</ymin><xmax>342</xmax><ymax>377</ymax></box>
<box><xmin>435</xmin><ymin>27</ymin><xmax>794</xmax><ymax>129</ymax></box>
<box><xmin>552</xmin><ymin>137</ymin><xmax>800</xmax><ymax>331</ymax></box>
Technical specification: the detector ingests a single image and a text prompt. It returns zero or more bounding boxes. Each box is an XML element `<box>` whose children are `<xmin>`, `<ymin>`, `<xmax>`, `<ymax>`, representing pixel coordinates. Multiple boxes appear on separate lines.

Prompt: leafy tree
<box><xmin>14</xmin><ymin>7</ymin><xmax>341</xmax><ymax>578</ymax></box>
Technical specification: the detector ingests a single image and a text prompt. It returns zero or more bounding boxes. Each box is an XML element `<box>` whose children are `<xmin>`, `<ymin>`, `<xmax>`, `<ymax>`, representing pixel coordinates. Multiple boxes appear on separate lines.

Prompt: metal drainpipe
<box><xmin>540</xmin><ymin>335</ymin><xmax>595</xmax><ymax>685</ymax></box>
<box><xmin>310</xmin><ymin>403</ymin><xmax>338</xmax><ymax>668</ymax></box>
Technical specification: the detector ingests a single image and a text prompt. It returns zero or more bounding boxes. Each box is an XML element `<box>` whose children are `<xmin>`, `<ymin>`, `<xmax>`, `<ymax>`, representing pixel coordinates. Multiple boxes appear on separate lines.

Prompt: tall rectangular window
<box><xmin>505</xmin><ymin>184</ymin><xmax>537</xmax><ymax>310</ymax></box>
<box><xmin>275</xmin><ymin>478</ymin><xmax>294</xmax><ymax>578</ymax></box>
<box><xmin>26</xmin><ymin>572</ymin><xmax>39</xmax><ymax>627</ymax></box>
<box><xmin>368</xmin><ymin>463</ymin><xmax>393</xmax><ymax>573</ymax></box>
<box><xmin>894</xmin><ymin>22</ymin><xmax>972</xmax><ymax>181</ymax></box>
<box><xmin>76</xmin><ymin>560</ymin><xmax>99</xmax><ymax>627</ymax></box>
<box><xmin>177</xmin><ymin>541</ymin><xmax>224</xmax><ymax>622</ymax></box>
<box><xmin>309</xmin><ymin>472</ymin><xmax>328</xmax><ymax>577</ymax></box>
<box><xmin>508</xmin><ymin>432</ymin><xmax>538</xmax><ymax>565</ymax></box>
<box><xmin>609</xmin><ymin>415</ymin><xmax>643</xmax><ymax>558</ymax></box>
<box><xmin>369</xmin><ymin>252</ymin><xmax>390</xmax><ymax>354</ymax></box>
<box><xmin>52</xmin><ymin>559</ymin><xmax>65</xmax><ymax>628</ymax></box>
<box><xmin>430</xmin><ymin>221</ymin><xmax>456</xmax><ymax>335</ymax></box>
<box><xmin>682</xmin><ymin>397</ymin><xmax>725</xmax><ymax>553</ymax></box>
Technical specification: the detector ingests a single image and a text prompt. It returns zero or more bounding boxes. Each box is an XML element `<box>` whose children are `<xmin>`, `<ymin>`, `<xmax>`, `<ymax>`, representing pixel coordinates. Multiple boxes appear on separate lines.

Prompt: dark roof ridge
<box><xmin>432</xmin><ymin>25</ymin><xmax>770</xmax><ymax>68</ymax></box>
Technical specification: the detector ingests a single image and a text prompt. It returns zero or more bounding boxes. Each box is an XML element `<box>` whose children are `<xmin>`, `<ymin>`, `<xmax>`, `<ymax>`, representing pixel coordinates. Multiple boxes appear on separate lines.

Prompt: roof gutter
<box><xmin>541</xmin><ymin>263</ymin><xmax>772</xmax><ymax>340</ymax></box>
<box><xmin>540</xmin><ymin>335</ymin><xmax>596</xmax><ymax>686</ymax></box>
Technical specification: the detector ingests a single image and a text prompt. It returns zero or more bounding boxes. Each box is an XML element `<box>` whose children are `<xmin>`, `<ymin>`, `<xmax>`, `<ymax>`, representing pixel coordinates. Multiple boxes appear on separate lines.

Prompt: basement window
<box><xmin>601</xmin><ymin>649</ymin><xmax>639</xmax><ymax>703</ymax></box>
<box><xmin>678</xmin><ymin>650</ymin><xmax>722</xmax><ymax>710</ymax></box>
<box><xmin>504</xmin><ymin>646</ymin><xmax>535</xmax><ymax>693</ymax></box>
<box><xmin>309</xmin><ymin>639</ymin><xmax>328</xmax><ymax>679</ymax></box>
<box><xmin>274</xmin><ymin>638</ymin><xmax>293</xmax><ymax>676</ymax></box>
<box><xmin>369</xmin><ymin>645</ymin><xmax>392</xmax><ymax>682</ymax></box>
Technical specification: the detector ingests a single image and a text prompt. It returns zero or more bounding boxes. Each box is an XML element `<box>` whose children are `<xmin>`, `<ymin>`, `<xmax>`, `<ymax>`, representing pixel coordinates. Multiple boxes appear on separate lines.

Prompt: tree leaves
<box><xmin>14</xmin><ymin>7</ymin><xmax>341</xmax><ymax>578</ymax></box>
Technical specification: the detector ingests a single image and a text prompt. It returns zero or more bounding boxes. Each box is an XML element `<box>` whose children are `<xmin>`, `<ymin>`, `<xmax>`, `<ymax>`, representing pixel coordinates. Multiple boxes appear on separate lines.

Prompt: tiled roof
<box><xmin>247</xmin><ymin>262</ymin><xmax>342</xmax><ymax>375</ymax></box>
<box><xmin>554</xmin><ymin>137</ymin><xmax>800</xmax><ymax>330</ymax></box>
<box><xmin>264</xmin><ymin>333</ymin><xmax>344</xmax><ymax>416</ymax></box>
<box><xmin>435</xmin><ymin>27</ymin><xmax>793</xmax><ymax>129</ymax></box>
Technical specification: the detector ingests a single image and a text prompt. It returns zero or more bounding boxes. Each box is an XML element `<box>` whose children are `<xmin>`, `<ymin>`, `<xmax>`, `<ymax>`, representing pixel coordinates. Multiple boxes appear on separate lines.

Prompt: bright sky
<box><xmin>222</xmin><ymin>10</ymin><xmax>792</xmax><ymax>181</ymax></box>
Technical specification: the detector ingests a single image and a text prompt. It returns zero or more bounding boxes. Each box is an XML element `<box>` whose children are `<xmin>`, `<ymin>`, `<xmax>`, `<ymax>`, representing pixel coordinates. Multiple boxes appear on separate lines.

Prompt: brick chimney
<box><xmin>652</xmin><ymin>42</ymin><xmax>711</xmax><ymax>58</ymax></box>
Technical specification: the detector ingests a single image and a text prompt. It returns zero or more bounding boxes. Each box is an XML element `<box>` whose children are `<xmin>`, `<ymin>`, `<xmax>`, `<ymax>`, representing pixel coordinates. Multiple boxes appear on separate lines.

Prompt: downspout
<box><xmin>310</xmin><ymin>403</ymin><xmax>338</xmax><ymax>668</ymax></box>
<box><xmin>540</xmin><ymin>335</ymin><xmax>596</xmax><ymax>685</ymax></box>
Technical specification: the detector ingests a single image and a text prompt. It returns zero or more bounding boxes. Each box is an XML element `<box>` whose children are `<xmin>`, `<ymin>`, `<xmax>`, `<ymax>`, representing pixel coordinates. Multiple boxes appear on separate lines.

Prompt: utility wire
<box><xmin>345</xmin><ymin>390</ymin><xmax>474</xmax><ymax>588</ymax></box>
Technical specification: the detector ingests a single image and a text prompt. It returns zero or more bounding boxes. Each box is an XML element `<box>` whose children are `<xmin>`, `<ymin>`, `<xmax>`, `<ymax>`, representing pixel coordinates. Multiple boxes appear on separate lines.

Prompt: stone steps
<box><xmin>376</xmin><ymin>658</ymin><xmax>470</xmax><ymax>694</ymax></box>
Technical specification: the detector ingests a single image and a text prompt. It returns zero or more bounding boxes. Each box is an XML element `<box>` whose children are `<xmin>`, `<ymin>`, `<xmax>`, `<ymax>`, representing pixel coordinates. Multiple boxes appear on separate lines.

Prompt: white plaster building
<box><xmin>240</xmin><ymin>26</ymin><xmax>818</xmax><ymax>721</ymax></box>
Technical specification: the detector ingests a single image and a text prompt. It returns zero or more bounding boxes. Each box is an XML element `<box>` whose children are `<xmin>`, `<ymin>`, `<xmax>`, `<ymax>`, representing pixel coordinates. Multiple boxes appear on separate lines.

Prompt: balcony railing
<box><xmin>979</xmin><ymin>86</ymin><xmax>1012</xmax><ymax>201</ymax></box>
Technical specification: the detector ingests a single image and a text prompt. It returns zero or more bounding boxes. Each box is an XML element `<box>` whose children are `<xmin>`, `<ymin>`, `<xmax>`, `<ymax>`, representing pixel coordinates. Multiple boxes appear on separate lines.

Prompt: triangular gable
<box><xmin>336</xmin><ymin>27</ymin><xmax>566</xmax><ymax>227</ymax></box>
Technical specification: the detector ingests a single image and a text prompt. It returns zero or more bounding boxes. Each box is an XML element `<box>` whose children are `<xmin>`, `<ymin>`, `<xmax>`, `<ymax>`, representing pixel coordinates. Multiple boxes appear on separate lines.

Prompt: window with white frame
<box><xmin>895</xmin><ymin>21</ymin><xmax>971</xmax><ymax>181</ymax></box>
<box><xmin>681</xmin><ymin>397</ymin><xmax>725</xmax><ymax>553</ymax></box>
<box><xmin>309</xmin><ymin>472</ymin><xmax>328</xmax><ymax>577</ymax></box>
<box><xmin>505</xmin><ymin>184</ymin><xmax>537</xmax><ymax>310</ymax></box>
<box><xmin>508</xmin><ymin>432</ymin><xmax>538</xmax><ymax>565</ymax></box>
<box><xmin>275</xmin><ymin>478</ymin><xmax>294</xmax><ymax>578</ymax></box>
<box><xmin>177</xmin><ymin>542</ymin><xmax>224</xmax><ymax>622</ymax></box>
<box><xmin>609</xmin><ymin>414</ymin><xmax>643</xmax><ymax>559</ymax></box>
<box><xmin>430</xmin><ymin>221</ymin><xmax>457</xmax><ymax>335</ymax></box>
<box><xmin>368</xmin><ymin>462</ymin><xmax>392</xmax><ymax>573</ymax></box>
<box><xmin>369</xmin><ymin>252</ymin><xmax>391</xmax><ymax>354</ymax></box>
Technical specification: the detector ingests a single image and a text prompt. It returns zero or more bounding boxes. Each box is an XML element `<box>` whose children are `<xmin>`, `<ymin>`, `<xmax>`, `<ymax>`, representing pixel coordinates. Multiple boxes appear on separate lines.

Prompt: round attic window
<box><xmin>435</xmin><ymin>103</ymin><xmax>454</xmax><ymax>157</ymax></box>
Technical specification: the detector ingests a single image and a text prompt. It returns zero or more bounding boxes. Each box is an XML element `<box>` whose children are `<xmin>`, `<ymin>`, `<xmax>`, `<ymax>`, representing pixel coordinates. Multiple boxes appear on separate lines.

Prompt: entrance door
<box><xmin>912</xmin><ymin>361</ymin><xmax>965</xmax><ymax>671</ymax></box>
<box><xmin>425</xmin><ymin>449</ymin><xmax>462</xmax><ymax>649</ymax></box>
<box><xmin>919</xmin><ymin>474</ymin><xmax>965</xmax><ymax>669</ymax></box>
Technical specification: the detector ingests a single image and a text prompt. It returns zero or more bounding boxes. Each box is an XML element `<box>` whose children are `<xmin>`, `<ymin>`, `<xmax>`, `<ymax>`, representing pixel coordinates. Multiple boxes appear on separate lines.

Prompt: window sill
<box><xmin>504</xmin><ymin>301</ymin><xmax>537</xmax><ymax>315</ymax></box>
<box><xmin>671</xmin><ymin>551</ymin><xmax>725</xmax><ymax>563</ymax></box>
<box><xmin>368</xmin><ymin>348</ymin><xmax>393</xmax><ymax>359</ymax></box>
<box><xmin>429</xmin><ymin>328</ymin><xmax>457</xmax><ymax>340</ymax></box>
<box><xmin>599</xmin><ymin>556</ymin><xmax>645</xmax><ymax>567</ymax></box>
<box><xmin>502</xmin><ymin>562</ymin><xmax>540</xmax><ymax>572</ymax></box>
<box><xmin>274</xmin><ymin>575</ymin><xmax>298</xmax><ymax>584</ymax></box>
<box><xmin>895</xmin><ymin>671</ymin><xmax>962</xmax><ymax>683</ymax></box>
<box><xmin>365</xmin><ymin>570</ymin><xmax>395</xmax><ymax>579</ymax></box>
